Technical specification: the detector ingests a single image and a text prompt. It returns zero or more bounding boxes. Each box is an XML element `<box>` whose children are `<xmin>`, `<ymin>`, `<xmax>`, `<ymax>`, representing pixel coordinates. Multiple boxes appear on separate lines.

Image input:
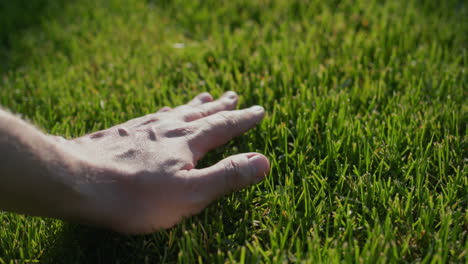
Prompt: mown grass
<box><xmin>0</xmin><ymin>0</ymin><xmax>467</xmax><ymax>263</ymax></box>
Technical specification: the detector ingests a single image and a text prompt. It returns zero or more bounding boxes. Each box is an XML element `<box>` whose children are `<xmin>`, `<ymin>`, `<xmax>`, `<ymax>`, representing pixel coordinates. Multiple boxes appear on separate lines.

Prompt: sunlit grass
<box><xmin>0</xmin><ymin>0</ymin><xmax>466</xmax><ymax>262</ymax></box>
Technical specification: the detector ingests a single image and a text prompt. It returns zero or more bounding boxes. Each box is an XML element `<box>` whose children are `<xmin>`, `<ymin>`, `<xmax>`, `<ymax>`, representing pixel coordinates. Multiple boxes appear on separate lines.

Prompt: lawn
<box><xmin>0</xmin><ymin>0</ymin><xmax>467</xmax><ymax>262</ymax></box>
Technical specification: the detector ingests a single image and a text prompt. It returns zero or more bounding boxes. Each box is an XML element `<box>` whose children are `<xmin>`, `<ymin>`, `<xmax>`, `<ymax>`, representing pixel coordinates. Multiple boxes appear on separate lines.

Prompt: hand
<box><xmin>62</xmin><ymin>91</ymin><xmax>269</xmax><ymax>234</ymax></box>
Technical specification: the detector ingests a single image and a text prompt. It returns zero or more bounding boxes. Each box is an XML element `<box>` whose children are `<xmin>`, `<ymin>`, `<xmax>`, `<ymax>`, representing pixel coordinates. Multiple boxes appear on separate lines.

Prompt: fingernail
<box><xmin>248</xmin><ymin>154</ymin><xmax>270</xmax><ymax>183</ymax></box>
<box><xmin>249</xmin><ymin>105</ymin><xmax>264</xmax><ymax>112</ymax></box>
<box><xmin>223</xmin><ymin>91</ymin><xmax>238</xmax><ymax>99</ymax></box>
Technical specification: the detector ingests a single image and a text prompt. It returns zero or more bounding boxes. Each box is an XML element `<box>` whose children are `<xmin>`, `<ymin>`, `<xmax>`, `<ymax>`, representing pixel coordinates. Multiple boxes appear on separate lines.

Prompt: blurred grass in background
<box><xmin>0</xmin><ymin>0</ymin><xmax>467</xmax><ymax>262</ymax></box>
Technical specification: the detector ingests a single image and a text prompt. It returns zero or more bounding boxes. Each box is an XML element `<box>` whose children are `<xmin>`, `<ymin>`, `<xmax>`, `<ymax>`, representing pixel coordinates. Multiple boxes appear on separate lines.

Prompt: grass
<box><xmin>0</xmin><ymin>0</ymin><xmax>467</xmax><ymax>262</ymax></box>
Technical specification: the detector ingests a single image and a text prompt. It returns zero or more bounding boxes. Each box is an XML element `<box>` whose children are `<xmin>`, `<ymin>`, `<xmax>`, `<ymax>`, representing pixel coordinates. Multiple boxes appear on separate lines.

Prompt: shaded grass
<box><xmin>0</xmin><ymin>0</ymin><xmax>467</xmax><ymax>262</ymax></box>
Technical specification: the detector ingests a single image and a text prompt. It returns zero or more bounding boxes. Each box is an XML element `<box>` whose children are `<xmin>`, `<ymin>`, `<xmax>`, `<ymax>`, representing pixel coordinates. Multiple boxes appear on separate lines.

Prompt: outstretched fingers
<box><xmin>189</xmin><ymin>105</ymin><xmax>265</xmax><ymax>158</ymax></box>
<box><xmin>179</xmin><ymin>91</ymin><xmax>239</xmax><ymax>122</ymax></box>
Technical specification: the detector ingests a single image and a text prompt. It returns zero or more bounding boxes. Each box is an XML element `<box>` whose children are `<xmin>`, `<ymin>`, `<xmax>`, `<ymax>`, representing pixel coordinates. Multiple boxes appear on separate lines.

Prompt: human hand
<box><xmin>62</xmin><ymin>91</ymin><xmax>269</xmax><ymax>234</ymax></box>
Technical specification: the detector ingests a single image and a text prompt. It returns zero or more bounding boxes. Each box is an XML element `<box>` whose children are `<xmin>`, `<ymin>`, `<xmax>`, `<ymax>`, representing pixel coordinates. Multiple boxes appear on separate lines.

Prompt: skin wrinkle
<box><xmin>225</xmin><ymin>159</ymin><xmax>239</xmax><ymax>192</ymax></box>
<box><xmin>216</xmin><ymin>111</ymin><xmax>237</xmax><ymax>139</ymax></box>
<box><xmin>180</xmin><ymin>162</ymin><xmax>195</xmax><ymax>171</ymax></box>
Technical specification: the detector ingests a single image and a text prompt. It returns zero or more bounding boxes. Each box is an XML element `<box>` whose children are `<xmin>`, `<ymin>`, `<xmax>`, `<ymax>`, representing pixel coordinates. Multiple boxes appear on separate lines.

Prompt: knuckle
<box><xmin>196</xmin><ymin>106</ymin><xmax>209</xmax><ymax>118</ymax></box>
<box><xmin>176</xmin><ymin>105</ymin><xmax>192</xmax><ymax>113</ymax></box>
<box><xmin>226</xmin><ymin>159</ymin><xmax>241</xmax><ymax>177</ymax></box>
<box><xmin>176</xmin><ymin>105</ymin><xmax>206</xmax><ymax>122</ymax></box>
<box><xmin>221</xmin><ymin>159</ymin><xmax>241</xmax><ymax>191</ymax></box>
<box><xmin>148</xmin><ymin>113</ymin><xmax>159</xmax><ymax>119</ymax></box>
<box><xmin>117</xmin><ymin>127</ymin><xmax>130</xmax><ymax>137</ymax></box>
<box><xmin>159</xmin><ymin>106</ymin><xmax>171</xmax><ymax>112</ymax></box>
<box><xmin>217</xmin><ymin>111</ymin><xmax>237</xmax><ymax>128</ymax></box>
<box><xmin>89</xmin><ymin>131</ymin><xmax>107</xmax><ymax>139</ymax></box>
<box><xmin>146</xmin><ymin>125</ymin><xmax>158</xmax><ymax>141</ymax></box>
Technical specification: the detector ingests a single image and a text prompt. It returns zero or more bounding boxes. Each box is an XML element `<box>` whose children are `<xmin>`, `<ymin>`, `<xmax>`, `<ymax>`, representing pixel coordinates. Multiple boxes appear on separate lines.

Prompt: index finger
<box><xmin>189</xmin><ymin>105</ymin><xmax>265</xmax><ymax>158</ymax></box>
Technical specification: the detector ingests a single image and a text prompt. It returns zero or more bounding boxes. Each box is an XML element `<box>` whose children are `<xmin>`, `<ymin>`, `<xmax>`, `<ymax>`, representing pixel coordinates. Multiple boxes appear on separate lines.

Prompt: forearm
<box><xmin>0</xmin><ymin>109</ymin><xmax>84</xmax><ymax>220</ymax></box>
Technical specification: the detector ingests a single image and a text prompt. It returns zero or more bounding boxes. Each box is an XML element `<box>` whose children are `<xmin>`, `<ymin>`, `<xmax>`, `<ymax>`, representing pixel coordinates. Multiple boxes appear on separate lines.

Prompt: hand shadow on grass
<box><xmin>42</xmin><ymin>223</ymin><xmax>172</xmax><ymax>263</ymax></box>
<box><xmin>42</xmin><ymin>191</ymin><xmax>254</xmax><ymax>263</ymax></box>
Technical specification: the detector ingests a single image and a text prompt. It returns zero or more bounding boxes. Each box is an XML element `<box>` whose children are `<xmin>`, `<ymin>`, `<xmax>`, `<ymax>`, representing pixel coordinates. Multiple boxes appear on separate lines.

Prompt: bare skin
<box><xmin>0</xmin><ymin>91</ymin><xmax>270</xmax><ymax>234</ymax></box>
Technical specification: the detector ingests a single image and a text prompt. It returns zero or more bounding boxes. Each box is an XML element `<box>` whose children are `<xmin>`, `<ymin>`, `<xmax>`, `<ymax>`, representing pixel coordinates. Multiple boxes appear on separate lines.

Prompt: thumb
<box><xmin>187</xmin><ymin>153</ymin><xmax>270</xmax><ymax>205</ymax></box>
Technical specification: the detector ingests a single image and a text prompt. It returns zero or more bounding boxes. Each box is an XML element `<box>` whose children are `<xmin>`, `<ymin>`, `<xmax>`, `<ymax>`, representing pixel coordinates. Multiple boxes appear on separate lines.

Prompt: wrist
<box><xmin>0</xmin><ymin>110</ymin><xmax>121</xmax><ymax>230</ymax></box>
<box><xmin>54</xmin><ymin>139</ymin><xmax>129</xmax><ymax>229</ymax></box>
<box><xmin>0</xmin><ymin>119</ymin><xmax>89</xmax><ymax>221</ymax></box>
<box><xmin>39</xmin><ymin>136</ymin><xmax>94</xmax><ymax>223</ymax></box>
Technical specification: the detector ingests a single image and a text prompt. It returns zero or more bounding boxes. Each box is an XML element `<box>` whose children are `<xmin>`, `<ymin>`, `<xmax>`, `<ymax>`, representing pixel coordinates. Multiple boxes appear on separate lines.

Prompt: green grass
<box><xmin>0</xmin><ymin>0</ymin><xmax>467</xmax><ymax>262</ymax></box>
